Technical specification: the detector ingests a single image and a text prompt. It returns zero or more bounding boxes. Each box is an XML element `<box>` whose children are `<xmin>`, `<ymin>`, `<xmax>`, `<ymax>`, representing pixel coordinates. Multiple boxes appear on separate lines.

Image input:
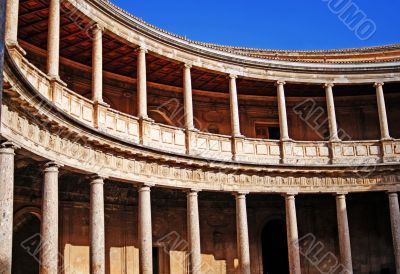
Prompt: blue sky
<box><xmin>111</xmin><ymin>0</ymin><xmax>400</xmax><ymax>50</ymax></box>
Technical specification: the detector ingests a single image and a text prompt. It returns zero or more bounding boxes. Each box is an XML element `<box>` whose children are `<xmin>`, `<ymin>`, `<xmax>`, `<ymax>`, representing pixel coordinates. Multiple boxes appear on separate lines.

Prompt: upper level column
<box><xmin>137</xmin><ymin>47</ymin><xmax>148</xmax><ymax>119</ymax></box>
<box><xmin>229</xmin><ymin>74</ymin><xmax>242</xmax><ymax>137</ymax></box>
<box><xmin>40</xmin><ymin>161</ymin><xmax>60</xmax><ymax>274</ymax></box>
<box><xmin>325</xmin><ymin>83</ymin><xmax>339</xmax><ymax>141</ymax></box>
<box><xmin>92</xmin><ymin>24</ymin><xmax>104</xmax><ymax>104</ymax></box>
<box><xmin>0</xmin><ymin>142</ymin><xmax>16</xmax><ymax>274</ymax></box>
<box><xmin>235</xmin><ymin>192</ymin><xmax>251</xmax><ymax>274</ymax></box>
<box><xmin>276</xmin><ymin>81</ymin><xmax>290</xmax><ymax>141</ymax></box>
<box><xmin>374</xmin><ymin>82</ymin><xmax>391</xmax><ymax>140</ymax></box>
<box><xmin>5</xmin><ymin>0</ymin><xmax>19</xmax><ymax>47</ymax></box>
<box><xmin>183</xmin><ymin>63</ymin><xmax>195</xmax><ymax>130</ymax></box>
<box><xmin>47</xmin><ymin>0</ymin><xmax>61</xmax><ymax>79</ymax></box>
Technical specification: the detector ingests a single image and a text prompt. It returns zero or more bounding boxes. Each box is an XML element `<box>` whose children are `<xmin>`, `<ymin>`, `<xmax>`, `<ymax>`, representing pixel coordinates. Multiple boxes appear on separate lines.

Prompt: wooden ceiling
<box><xmin>16</xmin><ymin>0</ymin><xmax>399</xmax><ymax>99</ymax></box>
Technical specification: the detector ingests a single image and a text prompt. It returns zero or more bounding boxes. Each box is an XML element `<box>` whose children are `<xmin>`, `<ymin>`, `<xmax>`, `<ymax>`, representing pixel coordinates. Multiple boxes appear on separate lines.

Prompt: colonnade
<box><xmin>1</xmin><ymin>143</ymin><xmax>400</xmax><ymax>273</ymax></box>
<box><xmin>4</xmin><ymin>0</ymin><xmax>393</xmax><ymax>142</ymax></box>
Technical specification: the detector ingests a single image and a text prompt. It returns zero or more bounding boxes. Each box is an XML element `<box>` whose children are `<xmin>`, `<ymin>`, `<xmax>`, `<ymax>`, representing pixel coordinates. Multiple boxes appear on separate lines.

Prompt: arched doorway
<box><xmin>12</xmin><ymin>212</ymin><xmax>41</xmax><ymax>274</ymax></box>
<box><xmin>261</xmin><ymin>219</ymin><xmax>289</xmax><ymax>274</ymax></box>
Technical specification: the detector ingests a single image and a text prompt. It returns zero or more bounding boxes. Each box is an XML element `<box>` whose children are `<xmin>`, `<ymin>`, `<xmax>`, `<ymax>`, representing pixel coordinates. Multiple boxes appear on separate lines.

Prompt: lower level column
<box><xmin>235</xmin><ymin>192</ymin><xmax>251</xmax><ymax>274</ymax></box>
<box><xmin>285</xmin><ymin>193</ymin><xmax>301</xmax><ymax>274</ymax></box>
<box><xmin>187</xmin><ymin>189</ymin><xmax>202</xmax><ymax>274</ymax></box>
<box><xmin>139</xmin><ymin>184</ymin><xmax>153</xmax><ymax>274</ymax></box>
<box><xmin>388</xmin><ymin>192</ymin><xmax>400</xmax><ymax>274</ymax></box>
<box><xmin>336</xmin><ymin>193</ymin><xmax>353</xmax><ymax>273</ymax></box>
<box><xmin>0</xmin><ymin>142</ymin><xmax>16</xmax><ymax>274</ymax></box>
<box><xmin>90</xmin><ymin>176</ymin><xmax>105</xmax><ymax>274</ymax></box>
<box><xmin>40</xmin><ymin>162</ymin><xmax>60</xmax><ymax>274</ymax></box>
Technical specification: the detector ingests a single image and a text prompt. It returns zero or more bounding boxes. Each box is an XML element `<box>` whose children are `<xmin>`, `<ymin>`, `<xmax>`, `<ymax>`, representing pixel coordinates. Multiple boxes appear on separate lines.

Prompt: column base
<box><xmin>6</xmin><ymin>41</ymin><xmax>26</xmax><ymax>56</ymax></box>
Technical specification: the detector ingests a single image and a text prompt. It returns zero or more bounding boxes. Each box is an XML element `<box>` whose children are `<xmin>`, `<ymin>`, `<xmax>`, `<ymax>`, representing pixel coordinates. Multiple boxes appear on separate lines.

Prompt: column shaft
<box><xmin>388</xmin><ymin>192</ymin><xmax>400</xmax><ymax>274</ymax></box>
<box><xmin>336</xmin><ymin>194</ymin><xmax>353</xmax><ymax>272</ymax></box>
<box><xmin>183</xmin><ymin>64</ymin><xmax>195</xmax><ymax>130</ymax></box>
<box><xmin>187</xmin><ymin>190</ymin><xmax>201</xmax><ymax>274</ymax></box>
<box><xmin>235</xmin><ymin>193</ymin><xmax>251</xmax><ymax>274</ymax></box>
<box><xmin>277</xmin><ymin>81</ymin><xmax>289</xmax><ymax>141</ymax></box>
<box><xmin>139</xmin><ymin>185</ymin><xmax>153</xmax><ymax>274</ymax></box>
<box><xmin>285</xmin><ymin>194</ymin><xmax>301</xmax><ymax>274</ymax></box>
<box><xmin>47</xmin><ymin>0</ymin><xmax>60</xmax><ymax>78</ymax></box>
<box><xmin>40</xmin><ymin>162</ymin><xmax>59</xmax><ymax>274</ymax></box>
<box><xmin>137</xmin><ymin>48</ymin><xmax>148</xmax><ymax>119</ymax></box>
<box><xmin>229</xmin><ymin>74</ymin><xmax>241</xmax><ymax>137</ymax></box>
<box><xmin>325</xmin><ymin>83</ymin><xmax>339</xmax><ymax>141</ymax></box>
<box><xmin>90</xmin><ymin>177</ymin><xmax>105</xmax><ymax>274</ymax></box>
<box><xmin>5</xmin><ymin>0</ymin><xmax>19</xmax><ymax>45</ymax></box>
<box><xmin>92</xmin><ymin>25</ymin><xmax>103</xmax><ymax>103</ymax></box>
<box><xmin>0</xmin><ymin>144</ymin><xmax>15</xmax><ymax>274</ymax></box>
<box><xmin>375</xmin><ymin>83</ymin><xmax>390</xmax><ymax>140</ymax></box>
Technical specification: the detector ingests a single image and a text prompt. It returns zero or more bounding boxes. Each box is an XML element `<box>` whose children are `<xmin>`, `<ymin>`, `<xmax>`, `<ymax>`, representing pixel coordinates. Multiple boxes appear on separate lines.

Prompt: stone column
<box><xmin>90</xmin><ymin>176</ymin><xmax>105</xmax><ymax>274</ymax></box>
<box><xmin>92</xmin><ymin>24</ymin><xmax>104</xmax><ymax>104</ymax></box>
<box><xmin>325</xmin><ymin>83</ymin><xmax>339</xmax><ymax>141</ymax></box>
<box><xmin>229</xmin><ymin>74</ymin><xmax>242</xmax><ymax>137</ymax></box>
<box><xmin>276</xmin><ymin>81</ymin><xmax>290</xmax><ymax>141</ymax></box>
<box><xmin>183</xmin><ymin>63</ymin><xmax>195</xmax><ymax>130</ymax></box>
<box><xmin>47</xmin><ymin>0</ymin><xmax>60</xmax><ymax>79</ymax></box>
<box><xmin>40</xmin><ymin>162</ymin><xmax>60</xmax><ymax>274</ymax></box>
<box><xmin>336</xmin><ymin>193</ymin><xmax>353</xmax><ymax>272</ymax></box>
<box><xmin>137</xmin><ymin>47</ymin><xmax>148</xmax><ymax>119</ymax></box>
<box><xmin>138</xmin><ymin>184</ymin><xmax>153</xmax><ymax>274</ymax></box>
<box><xmin>187</xmin><ymin>189</ymin><xmax>201</xmax><ymax>274</ymax></box>
<box><xmin>5</xmin><ymin>0</ymin><xmax>19</xmax><ymax>46</ymax></box>
<box><xmin>375</xmin><ymin>82</ymin><xmax>391</xmax><ymax>140</ymax></box>
<box><xmin>0</xmin><ymin>142</ymin><xmax>16</xmax><ymax>274</ymax></box>
<box><xmin>235</xmin><ymin>192</ymin><xmax>251</xmax><ymax>274</ymax></box>
<box><xmin>285</xmin><ymin>193</ymin><xmax>301</xmax><ymax>274</ymax></box>
<box><xmin>388</xmin><ymin>192</ymin><xmax>400</xmax><ymax>274</ymax></box>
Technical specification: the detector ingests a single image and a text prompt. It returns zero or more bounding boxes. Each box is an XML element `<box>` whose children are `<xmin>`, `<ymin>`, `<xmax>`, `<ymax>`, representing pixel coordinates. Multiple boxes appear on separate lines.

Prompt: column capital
<box><xmin>136</xmin><ymin>46</ymin><xmax>148</xmax><ymax>54</ymax></box>
<box><xmin>89</xmin><ymin>175</ymin><xmax>106</xmax><ymax>184</ymax></box>
<box><xmin>324</xmin><ymin>82</ymin><xmax>335</xmax><ymax>88</ymax></box>
<box><xmin>275</xmin><ymin>80</ymin><xmax>286</xmax><ymax>86</ymax></box>
<box><xmin>91</xmin><ymin>23</ymin><xmax>105</xmax><ymax>32</ymax></box>
<box><xmin>0</xmin><ymin>141</ymin><xmax>19</xmax><ymax>151</ymax></box>
<box><xmin>283</xmin><ymin>192</ymin><xmax>298</xmax><ymax>199</ymax></box>
<box><xmin>183</xmin><ymin>62</ymin><xmax>192</xmax><ymax>69</ymax></box>
<box><xmin>186</xmin><ymin>188</ymin><xmax>201</xmax><ymax>194</ymax></box>
<box><xmin>228</xmin><ymin>74</ymin><xmax>238</xmax><ymax>79</ymax></box>
<box><xmin>387</xmin><ymin>191</ymin><xmax>399</xmax><ymax>196</ymax></box>
<box><xmin>43</xmin><ymin>161</ymin><xmax>62</xmax><ymax>172</ymax></box>
<box><xmin>335</xmin><ymin>192</ymin><xmax>348</xmax><ymax>196</ymax></box>
<box><xmin>233</xmin><ymin>191</ymin><xmax>249</xmax><ymax>198</ymax></box>
<box><xmin>139</xmin><ymin>183</ymin><xmax>154</xmax><ymax>191</ymax></box>
<box><xmin>374</xmin><ymin>82</ymin><xmax>384</xmax><ymax>88</ymax></box>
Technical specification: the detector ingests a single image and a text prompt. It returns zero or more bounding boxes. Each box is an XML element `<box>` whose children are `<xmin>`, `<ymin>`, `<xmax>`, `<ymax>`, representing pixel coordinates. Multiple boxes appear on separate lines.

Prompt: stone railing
<box><xmin>188</xmin><ymin>130</ymin><xmax>233</xmax><ymax>161</ymax></box>
<box><xmin>8</xmin><ymin>49</ymin><xmax>400</xmax><ymax>166</ymax></box>
<box><xmin>283</xmin><ymin>141</ymin><xmax>331</xmax><ymax>165</ymax></box>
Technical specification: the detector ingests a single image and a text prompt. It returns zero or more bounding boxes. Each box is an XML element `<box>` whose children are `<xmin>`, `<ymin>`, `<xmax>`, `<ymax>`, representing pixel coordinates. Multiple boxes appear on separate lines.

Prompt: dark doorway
<box><xmin>12</xmin><ymin>214</ymin><xmax>41</xmax><ymax>274</ymax></box>
<box><xmin>152</xmin><ymin>247</ymin><xmax>159</xmax><ymax>274</ymax></box>
<box><xmin>262</xmin><ymin>219</ymin><xmax>289</xmax><ymax>274</ymax></box>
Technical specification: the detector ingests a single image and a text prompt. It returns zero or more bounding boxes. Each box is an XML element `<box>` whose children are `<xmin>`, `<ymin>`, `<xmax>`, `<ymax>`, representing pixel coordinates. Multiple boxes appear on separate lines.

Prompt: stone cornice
<box><xmin>80</xmin><ymin>0</ymin><xmax>400</xmax><ymax>74</ymax></box>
